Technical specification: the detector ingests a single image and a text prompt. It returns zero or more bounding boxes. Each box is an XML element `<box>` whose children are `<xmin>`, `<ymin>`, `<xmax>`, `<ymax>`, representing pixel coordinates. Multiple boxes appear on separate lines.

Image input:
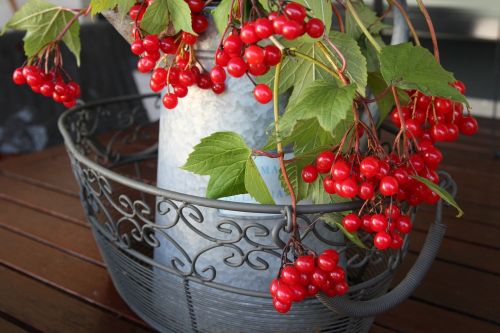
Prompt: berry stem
<box><xmin>273</xmin><ymin>55</ymin><xmax>298</xmax><ymax>237</ymax></box>
<box><xmin>345</xmin><ymin>0</ymin><xmax>382</xmax><ymax>53</ymax></box>
<box><xmin>55</xmin><ymin>5</ymin><xmax>91</xmax><ymax>42</ymax></box>
<box><xmin>316</xmin><ymin>41</ymin><xmax>349</xmax><ymax>85</ymax></box>
<box><xmin>416</xmin><ymin>0</ymin><xmax>440</xmax><ymax>62</ymax></box>
<box><xmin>331</xmin><ymin>2</ymin><xmax>345</xmax><ymax>32</ymax></box>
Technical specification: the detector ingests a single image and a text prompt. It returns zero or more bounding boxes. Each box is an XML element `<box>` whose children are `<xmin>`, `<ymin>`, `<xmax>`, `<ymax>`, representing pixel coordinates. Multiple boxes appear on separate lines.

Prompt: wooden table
<box><xmin>0</xmin><ymin>119</ymin><xmax>499</xmax><ymax>332</ymax></box>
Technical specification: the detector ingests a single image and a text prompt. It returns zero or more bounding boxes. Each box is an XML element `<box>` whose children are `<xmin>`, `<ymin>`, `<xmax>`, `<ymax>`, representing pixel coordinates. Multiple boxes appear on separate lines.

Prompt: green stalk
<box><xmin>345</xmin><ymin>0</ymin><xmax>383</xmax><ymax>53</ymax></box>
<box><xmin>288</xmin><ymin>49</ymin><xmax>340</xmax><ymax>81</ymax></box>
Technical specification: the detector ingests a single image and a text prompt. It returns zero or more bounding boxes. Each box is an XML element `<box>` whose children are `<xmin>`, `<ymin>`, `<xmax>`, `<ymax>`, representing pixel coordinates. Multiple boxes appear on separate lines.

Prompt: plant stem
<box><xmin>331</xmin><ymin>2</ymin><xmax>345</xmax><ymax>32</ymax></box>
<box><xmin>318</xmin><ymin>40</ymin><xmax>349</xmax><ymax>85</ymax></box>
<box><xmin>273</xmin><ymin>56</ymin><xmax>298</xmax><ymax>236</ymax></box>
<box><xmin>388</xmin><ymin>0</ymin><xmax>421</xmax><ymax>46</ymax></box>
<box><xmin>287</xmin><ymin>49</ymin><xmax>340</xmax><ymax>81</ymax></box>
<box><xmin>416</xmin><ymin>0</ymin><xmax>439</xmax><ymax>62</ymax></box>
<box><xmin>55</xmin><ymin>5</ymin><xmax>91</xmax><ymax>42</ymax></box>
<box><xmin>345</xmin><ymin>0</ymin><xmax>382</xmax><ymax>53</ymax></box>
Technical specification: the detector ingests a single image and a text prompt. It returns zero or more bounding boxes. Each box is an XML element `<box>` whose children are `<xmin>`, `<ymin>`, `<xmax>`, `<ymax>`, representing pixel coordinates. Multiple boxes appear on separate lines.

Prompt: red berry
<box><xmin>370</xmin><ymin>214</ymin><xmax>388</xmax><ymax>232</ymax></box>
<box><xmin>445</xmin><ymin>123</ymin><xmax>459</xmax><ymax>141</ymax></box>
<box><xmin>182</xmin><ymin>32</ymin><xmax>198</xmax><ymax>45</ymax></box>
<box><xmin>215</xmin><ymin>49</ymin><xmax>231</xmax><ymax>67</ymax></box>
<box><xmin>227</xmin><ymin>57</ymin><xmax>247</xmax><ymax>77</ymax></box>
<box><xmin>179</xmin><ymin>69</ymin><xmax>197</xmax><ymax>86</ymax></box>
<box><xmin>130</xmin><ymin>39</ymin><xmax>144</xmax><ymax>55</ymax></box>
<box><xmin>26</xmin><ymin>73</ymin><xmax>41</xmax><ymax>87</ymax></box>
<box><xmin>273</xmin><ymin>298</ymin><xmax>291</xmax><ymax>314</ymax></box>
<box><xmin>361</xmin><ymin>214</ymin><xmax>373</xmax><ymax>233</ymax></box>
<box><xmin>12</xmin><ymin>68</ymin><xmax>26</xmax><ymax>85</ymax></box>
<box><xmin>310</xmin><ymin>268</ymin><xmax>328</xmax><ymax>288</ymax></box>
<box><xmin>294</xmin><ymin>255</ymin><xmax>315</xmax><ymax>274</ymax></box>
<box><xmin>150</xmin><ymin>79</ymin><xmax>165</xmax><ymax>92</ymax></box>
<box><xmin>306</xmin><ymin>18</ymin><xmax>325</xmax><ymax>38</ymax></box>
<box><xmin>192</xmin><ymin>14</ymin><xmax>209</xmax><ymax>33</ymax></box>
<box><xmin>212</xmin><ymin>82</ymin><xmax>226</xmax><ymax>94</ymax></box>
<box><xmin>374</xmin><ymin>231</ymin><xmax>392</xmax><ymax>250</ymax></box>
<box><xmin>342</xmin><ymin>213</ymin><xmax>361</xmax><ymax>232</ymax></box>
<box><xmin>316</xmin><ymin>151</ymin><xmax>335</xmax><ymax>174</ymax></box>
<box><xmin>329</xmin><ymin>267</ymin><xmax>346</xmax><ymax>283</ymax></box>
<box><xmin>63</xmin><ymin>99</ymin><xmax>77</xmax><ymax>108</ymax></box>
<box><xmin>253</xmin><ymin>83</ymin><xmax>273</xmax><ymax>104</ymax></box>
<box><xmin>272</xmin><ymin>15</ymin><xmax>288</xmax><ymax>34</ymax></box>
<box><xmin>197</xmin><ymin>72</ymin><xmax>212</xmax><ymax>89</ymax></box>
<box><xmin>54</xmin><ymin>82</ymin><xmax>67</xmax><ymax>95</ymax></box>
<box><xmin>284</xmin><ymin>2</ymin><xmax>307</xmax><ymax>22</ymax></box>
<box><xmin>340</xmin><ymin>178</ymin><xmax>359</xmax><ymax>198</ymax></box>
<box><xmin>323</xmin><ymin>177</ymin><xmax>336</xmax><ymax>194</ymax></box>
<box><xmin>152</xmin><ymin>67</ymin><xmax>168</xmax><ymax>83</ymax></box>
<box><xmin>389</xmin><ymin>106</ymin><xmax>410</xmax><ymax>127</ymax></box>
<box><xmin>210</xmin><ymin>65</ymin><xmax>226</xmax><ymax>84</ymax></box>
<box><xmin>318</xmin><ymin>253</ymin><xmax>337</xmax><ymax>272</ymax></box>
<box><xmin>67</xmin><ymin>82</ymin><xmax>80</xmax><ymax>98</ymax></box>
<box><xmin>301</xmin><ymin>165</ymin><xmax>318</xmax><ymax>183</ymax></box>
<box><xmin>384</xmin><ymin>205</ymin><xmax>401</xmax><ymax>220</ymax></box>
<box><xmin>143</xmin><ymin>34</ymin><xmax>159</xmax><ymax>52</ymax></box>
<box><xmin>281</xmin><ymin>266</ymin><xmax>300</xmax><ymax>285</ymax></box>
<box><xmin>335</xmin><ymin>282</ymin><xmax>349</xmax><ymax>296</ymax></box>
<box><xmin>162</xmin><ymin>93</ymin><xmax>178</xmax><ymax>109</ymax></box>
<box><xmin>223</xmin><ymin>35</ymin><xmax>243</xmax><ymax>54</ymax></box>
<box><xmin>244</xmin><ymin>45</ymin><xmax>265</xmax><ymax>65</ymax></box>
<box><xmin>422</xmin><ymin>147</ymin><xmax>442</xmax><ymax>170</ymax></box>
<box><xmin>281</xmin><ymin>20</ymin><xmax>304</xmax><ymax>40</ymax></box>
<box><xmin>458</xmin><ymin>116</ymin><xmax>478</xmax><ymax>135</ymax></box>
<box><xmin>39</xmin><ymin>82</ymin><xmax>54</xmax><ymax>97</ymax></box>
<box><xmin>434</xmin><ymin>97</ymin><xmax>453</xmax><ymax>114</ymax></box>
<box><xmin>137</xmin><ymin>56</ymin><xmax>156</xmax><ymax>73</ymax></box>
<box><xmin>254</xmin><ymin>18</ymin><xmax>274</xmax><ymax>39</ymax></box>
<box><xmin>416</xmin><ymin>93</ymin><xmax>432</xmax><ymax>112</ymax></box>
<box><xmin>240</xmin><ymin>23</ymin><xmax>259</xmax><ymax>44</ymax></box>
<box><xmin>289</xmin><ymin>284</ymin><xmax>306</xmax><ymax>302</ymax></box>
<box><xmin>379</xmin><ymin>176</ymin><xmax>399</xmax><ymax>196</ymax></box>
<box><xmin>360</xmin><ymin>156</ymin><xmax>380</xmax><ymax>178</ymax></box>
<box><xmin>173</xmin><ymin>84</ymin><xmax>188</xmax><ymax>97</ymax></box>
<box><xmin>264</xmin><ymin>45</ymin><xmax>282</xmax><ymax>66</ymax></box>
<box><xmin>270</xmin><ymin>278</ymin><xmax>279</xmax><ymax>296</ymax></box>
<box><xmin>396</xmin><ymin>215</ymin><xmax>412</xmax><ymax>234</ymax></box>
<box><xmin>390</xmin><ymin>233</ymin><xmax>404</xmax><ymax>249</ymax></box>
<box><xmin>332</xmin><ymin>159</ymin><xmax>350</xmax><ymax>181</ymax></box>
<box><xmin>405</xmin><ymin>119</ymin><xmax>423</xmax><ymax>138</ymax></box>
<box><xmin>359</xmin><ymin>181</ymin><xmax>375</xmax><ymax>200</ymax></box>
<box><xmin>186</xmin><ymin>0</ymin><xmax>204</xmax><ymax>13</ymax></box>
<box><xmin>306</xmin><ymin>284</ymin><xmax>319</xmax><ymax>297</ymax></box>
<box><xmin>248</xmin><ymin>63</ymin><xmax>269</xmax><ymax>76</ymax></box>
<box><xmin>276</xmin><ymin>284</ymin><xmax>294</xmax><ymax>304</ymax></box>
<box><xmin>452</xmin><ymin>80</ymin><xmax>466</xmax><ymax>94</ymax></box>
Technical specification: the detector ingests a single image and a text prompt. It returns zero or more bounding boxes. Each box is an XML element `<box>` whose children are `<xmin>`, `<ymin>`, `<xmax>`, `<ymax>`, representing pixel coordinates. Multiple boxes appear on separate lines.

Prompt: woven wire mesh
<box><xmin>61</xmin><ymin>95</ymin><xmax>408</xmax><ymax>333</ymax></box>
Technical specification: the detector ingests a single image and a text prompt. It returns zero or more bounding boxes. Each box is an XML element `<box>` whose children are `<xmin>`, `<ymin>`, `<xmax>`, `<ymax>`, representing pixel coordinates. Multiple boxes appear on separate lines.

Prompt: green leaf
<box><xmin>379</xmin><ymin>43</ymin><xmax>467</xmax><ymax>105</ymax></box>
<box><xmin>90</xmin><ymin>0</ymin><xmax>134</xmax><ymax>16</ymax></box>
<box><xmin>323</xmin><ymin>214</ymin><xmax>367</xmax><ymax>249</ymax></box>
<box><xmin>141</xmin><ymin>0</ymin><xmax>194</xmax><ymax>35</ymax></box>
<box><xmin>258</xmin><ymin>39</ymin><xmax>340</xmax><ymax>105</ymax></box>
<box><xmin>359</xmin><ymin>35</ymin><xmax>385</xmax><ymax>72</ymax></box>
<box><xmin>244</xmin><ymin>158</ymin><xmax>275</xmax><ymax>205</ymax></box>
<box><xmin>345</xmin><ymin>0</ymin><xmax>388</xmax><ymax>41</ymax></box>
<box><xmin>212</xmin><ymin>0</ymin><xmax>234</xmax><ymax>35</ymax></box>
<box><xmin>182</xmin><ymin>132</ymin><xmax>251</xmax><ymax>199</ymax></box>
<box><xmin>412</xmin><ymin>176</ymin><xmax>464</xmax><ymax>218</ymax></box>
<box><xmin>3</xmin><ymin>0</ymin><xmax>81</xmax><ymax>65</ymax></box>
<box><xmin>329</xmin><ymin>31</ymin><xmax>368</xmax><ymax>96</ymax></box>
<box><xmin>257</xmin><ymin>0</ymin><xmax>271</xmax><ymax>11</ymax></box>
<box><xmin>280</xmin><ymin>80</ymin><xmax>357</xmax><ymax>136</ymax></box>
<box><xmin>367</xmin><ymin>72</ymin><xmax>410</xmax><ymax>125</ymax></box>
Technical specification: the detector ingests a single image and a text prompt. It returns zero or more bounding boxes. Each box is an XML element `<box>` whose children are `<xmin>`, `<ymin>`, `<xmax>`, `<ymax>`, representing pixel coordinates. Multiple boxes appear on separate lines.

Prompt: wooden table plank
<box><xmin>0</xmin><ymin>317</ymin><xmax>30</xmax><ymax>333</ymax></box>
<box><xmin>0</xmin><ymin>228</ymin><xmax>142</xmax><ymax>325</ymax></box>
<box><xmin>0</xmin><ymin>175</ymin><xmax>87</xmax><ymax>226</ymax></box>
<box><xmin>375</xmin><ymin>298</ymin><xmax>500</xmax><ymax>333</ymax></box>
<box><xmin>0</xmin><ymin>266</ymin><xmax>151</xmax><ymax>333</ymax></box>
<box><xmin>0</xmin><ymin>199</ymin><xmax>103</xmax><ymax>266</ymax></box>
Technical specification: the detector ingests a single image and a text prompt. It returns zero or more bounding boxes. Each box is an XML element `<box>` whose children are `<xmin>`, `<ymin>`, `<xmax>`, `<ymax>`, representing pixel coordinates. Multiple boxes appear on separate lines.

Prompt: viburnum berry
<box><xmin>137</xmin><ymin>56</ymin><xmax>156</xmax><ymax>73</ymax></box>
<box><xmin>379</xmin><ymin>176</ymin><xmax>399</xmax><ymax>196</ymax></box>
<box><xmin>130</xmin><ymin>39</ymin><xmax>144</xmax><ymax>55</ymax></box>
<box><xmin>173</xmin><ymin>84</ymin><xmax>188</xmax><ymax>98</ymax></box>
<box><xmin>272</xmin><ymin>15</ymin><xmax>288</xmax><ymax>35</ymax></box>
<box><xmin>162</xmin><ymin>93</ymin><xmax>178</xmax><ymax>109</ymax></box>
<box><xmin>254</xmin><ymin>18</ymin><xmax>274</xmax><ymax>39</ymax></box>
<box><xmin>316</xmin><ymin>151</ymin><xmax>335</xmax><ymax>173</ymax></box>
<box><xmin>370</xmin><ymin>214</ymin><xmax>388</xmax><ymax>232</ymax></box>
<box><xmin>212</xmin><ymin>82</ymin><xmax>226</xmax><ymax>94</ymax></box>
<box><xmin>215</xmin><ymin>49</ymin><xmax>231</xmax><ymax>67</ymax></box>
<box><xmin>248</xmin><ymin>63</ymin><xmax>269</xmax><ymax>76</ymax></box>
<box><xmin>281</xmin><ymin>266</ymin><xmax>300</xmax><ymax>285</ymax></box>
<box><xmin>323</xmin><ymin>176</ymin><xmax>336</xmax><ymax>194</ymax></box>
<box><xmin>264</xmin><ymin>45</ymin><xmax>282</xmax><ymax>66</ymax></box>
<box><xmin>244</xmin><ymin>45</ymin><xmax>265</xmax><ymax>65</ymax></box>
<box><xmin>374</xmin><ymin>232</ymin><xmax>392</xmax><ymax>250</ymax></box>
<box><xmin>240</xmin><ymin>23</ymin><xmax>259</xmax><ymax>44</ymax></box>
<box><xmin>452</xmin><ymin>80</ymin><xmax>466</xmax><ymax>94</ymax></box>
<box><xmin>223</xmin><ymin>34</ymin><xmax>243</xmax><ymax>54</ymax></box>
<box><xmin>142</xmin><ymin>34</ymin><xmax>159</xmax><ymax>53</ymax></box>
<box><xmin>301</xmin><ymin>165</ymin><xmax>318</xmax><ymax>183</ymax></box>
<box><xmin>294</xmin><ymin>255</ymin><xmax>315</xmax><ymax>274</ymax></box>
<box><xmin>360</xmin><ymin>156</ymin><xmax>380</xmax><ymax>178</ymax></box>
<box><xmin>186</xmin><ymin>0</ymin><xmax>204</xmax><ymax>13</ymax></box>
<box><xmin>332</xmin><ymin>159</ymin><xmax>350</xmax><ymax>181</ymax></box>
<box><xmin>342</xmin><ymin>213</ymin><xmax>361</xmax><ymax>232</ymax></box>
<box><xmin>210</xmin><ymin>65</ymin><xmax>226</xmax><ymax>84</ymax></box>
<box><xmin>281</xmin><ymin>20</ymin><xmax>304</xmax><ymax>40</ymax></box>
<box><xmin>284</xmin><ymin>2</ymin><xmax>307</xmax><ymax>22</ymax></box>
<box><xmin>306</xmin><ymin>18</ymin><xmax>325</xmax><ymax>38</ymax></box>
<box><xmin>181</xmin><ymin>32</ymin><xmax>198</xmax><ymax>45</ymax></box>
<box><xmin>253</xmin><ymin>83</ymin><xmax>273</xmax><ymax>104</ymax></box>
<box><xmin>458</xmin><ymin>116</ymin><xmax>478</xmax><ymax>135</ymax></box>
<box><xmin>227</xmin><ymin>57</ymin><xmax>247</xmax><ymax>77</ymax></box>
<box><xmin>192</xmin><ymin>14</ymin><xmax>209</xmax><ymax>34</ymax></box>
<box><xmin>396</xmin><ymin>215</ymin><xmax>412</xmax><ymax>234</ymax></box>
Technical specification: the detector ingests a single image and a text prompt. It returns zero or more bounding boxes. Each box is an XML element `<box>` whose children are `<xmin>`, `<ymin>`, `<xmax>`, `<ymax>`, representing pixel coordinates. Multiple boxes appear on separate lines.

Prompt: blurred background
<box><xmin>1</xmin><ymin>0</ymin><xmax>499</xmax><ymax>155</ymax></box>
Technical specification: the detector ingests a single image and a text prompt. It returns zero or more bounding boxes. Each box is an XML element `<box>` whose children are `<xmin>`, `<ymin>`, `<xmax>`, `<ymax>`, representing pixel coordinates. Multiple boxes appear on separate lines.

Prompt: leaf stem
<box><xmin>55</xmin><ymin>5</ymin><xmax>90</xmax><ymax>42</ymax></box>
<box><xmin>345</xmin><ymin>0</ymin><xmax>382</xmax><ymax>53</ymax></box>
<box><xmin>287</xmin><ymin>49</ymin><xmax>340</xmax><ymax>81</ymax></box>
<box><xmin>317</xmin><ymin>40</ymin><xmax>349</xmax><ymax>85</ymax></box>
<box><xmin>416</xmin><ymin>0</ymin><xmax>439</xmax><ymax>62</ymax></box>
<box><xmin>331</xmin><ymin>2</ymin><xmax>345</xmax><ymax>32</ymax></box>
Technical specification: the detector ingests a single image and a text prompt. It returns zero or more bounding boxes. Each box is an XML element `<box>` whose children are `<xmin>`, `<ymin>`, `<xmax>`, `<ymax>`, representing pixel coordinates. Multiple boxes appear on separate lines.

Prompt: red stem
<box><xmin>332</xmin><ymin>3</ymin><xmax>345</xmax><ymax>32</ymax></box>
<box><xmin>416</xmin><ymin>0</ymin><xmax>440</xmax><ymax>62</ymax></box>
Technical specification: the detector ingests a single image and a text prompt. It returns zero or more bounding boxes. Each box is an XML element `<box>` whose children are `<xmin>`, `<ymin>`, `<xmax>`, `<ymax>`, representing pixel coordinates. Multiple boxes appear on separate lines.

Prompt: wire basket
<box><xmin>59</xmin><ymin>94</ymin><xmax>451</xmax><ymax>333</ymax></box>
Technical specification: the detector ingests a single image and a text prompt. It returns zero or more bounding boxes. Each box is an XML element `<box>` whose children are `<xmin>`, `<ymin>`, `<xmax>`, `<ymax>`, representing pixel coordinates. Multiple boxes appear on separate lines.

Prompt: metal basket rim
<box><xmin>58</xmin><ymin>94</ymin><xmax>364</xmax><ymax>215</ymax></box>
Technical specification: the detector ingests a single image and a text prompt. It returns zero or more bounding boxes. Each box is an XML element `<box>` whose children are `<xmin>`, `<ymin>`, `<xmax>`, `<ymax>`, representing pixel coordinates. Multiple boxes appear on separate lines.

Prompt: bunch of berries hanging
<box><xmin>11</xmin><ymin>39</ymin><xmax>81</xmax><ymax>108</ymax></box>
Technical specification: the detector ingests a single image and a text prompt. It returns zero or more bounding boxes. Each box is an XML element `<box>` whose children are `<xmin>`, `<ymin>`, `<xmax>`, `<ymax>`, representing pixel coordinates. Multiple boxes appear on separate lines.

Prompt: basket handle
<box><xmin>317</xmin><ymin>173</ymin><xmax>455</xmax><ymax>317</ymax></box>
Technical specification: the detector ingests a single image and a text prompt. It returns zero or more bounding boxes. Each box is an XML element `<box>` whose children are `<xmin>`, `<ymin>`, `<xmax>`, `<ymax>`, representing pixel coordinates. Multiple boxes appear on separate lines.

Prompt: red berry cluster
<box><xmin>390</xmin><ymin>81</ymin><xmax>478</xmax><ymax>140</ymax></box>
<box><xmin>129</xmin><ymin>0</ymin><xmax>218</xmax><ymax>109</ymax></box>
<box><xmin>270</xmin><ymin>249</ymin><xmax>348</xmax><ymax>313</ymax></box>
<box><xmin>12</xmin><ymin>65</ymin><xmax>80</xmax><ymax>108</ymax></box>
<box><xmin>211</xmin><ymin>1</ymin><xmax>325</xmax><ymax>105</ymax></box>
